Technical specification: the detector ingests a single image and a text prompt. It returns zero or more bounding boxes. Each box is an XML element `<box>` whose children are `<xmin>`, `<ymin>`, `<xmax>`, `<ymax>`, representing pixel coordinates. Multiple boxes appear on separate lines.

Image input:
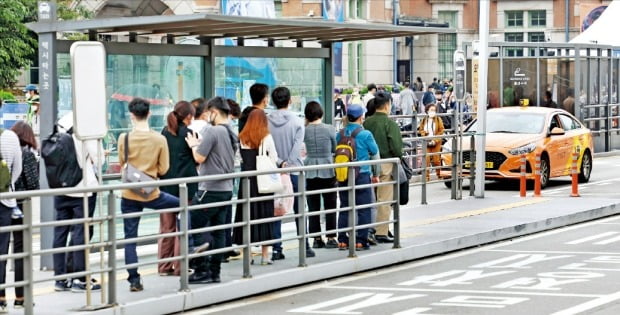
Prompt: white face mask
<box><xmin>25</xmin><ymin>92</ymin><xmax>31</xmax><ymax>99</ymax></box>
<box><xmin>428</xmin><ymin>111</ymin><xmax>437</xmax><ymax>118</ymax></box>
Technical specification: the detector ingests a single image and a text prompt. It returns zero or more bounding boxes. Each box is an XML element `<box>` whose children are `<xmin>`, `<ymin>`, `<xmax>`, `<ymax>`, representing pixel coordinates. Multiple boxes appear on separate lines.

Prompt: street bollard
<box><xmin>571</xmin><ymin>151</ymin><xmax>580</xmax><ymax>197</ymax></box>
<box><xmin>534</xmin><ymin>153</ymin><xmax>542</xmax><ymax>197</ymax></box>
<box><xmin>520</xmin><ymin>154</ymin><xmax>527</xmax><ymax>198</ymax></box>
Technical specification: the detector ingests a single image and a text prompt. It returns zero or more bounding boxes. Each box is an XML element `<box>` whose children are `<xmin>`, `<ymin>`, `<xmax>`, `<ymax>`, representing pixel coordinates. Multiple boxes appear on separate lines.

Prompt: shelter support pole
<box><xmin>323</xmin><ymin>42</ymin><xmax>335</xmax><ymax>125</ymax></box>
<box><xmin>201</xmin><ymin>37</ymin><xmax>215</xmax><ymax>100</ymax></box>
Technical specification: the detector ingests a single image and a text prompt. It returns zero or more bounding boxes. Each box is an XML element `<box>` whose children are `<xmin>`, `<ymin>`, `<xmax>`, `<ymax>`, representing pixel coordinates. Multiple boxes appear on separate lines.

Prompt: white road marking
<box><xmin>188</xmin><ymin>216</ymin><xmax>620</xmax><ymax>314</ymax></box>
<box><xmin>565</xmin><ymin>231</ymin><xmax>619</xmax><ymax>245</ymax></box>
<box><xmin>550</xmin><ymin>291</ymin><xmax>620</xmax><ymax>315</ymax></box>
<box><xmin>512</xmin><ymin>177</ymin><xmax>620</xmax><ymax>197</ymax></box>
<box><xmin>329</xmin><ymin>286</ymin><xmax>602</xmax><ymax>298</ymax></box>
<box><xmin>486</xmin><ymin>249</ymin><xmax>620</xmax><ymax>255</ymax></box>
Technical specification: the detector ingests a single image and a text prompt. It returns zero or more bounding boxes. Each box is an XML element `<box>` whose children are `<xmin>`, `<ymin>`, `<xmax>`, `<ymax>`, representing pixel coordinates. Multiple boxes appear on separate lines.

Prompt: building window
<box><xmin>506</xmin><ymin>11</ymin><xmax>523</xmax><ymax>27</ymax></box>
<box><xmin>529</xmin><ymin>10</ymin><xmax>546</xmax><ymax>27</ymax></box>
<box><xmin>349</xmin><ymin>0</ymin><xmax>364</xmax><ymax>19</ymax></box>
<box><xmin>528</xmin><ymin>32</ymin><xmax>545</xmax><ymax>42</ymax></box>
<box><xmin>437</xmin><ymin>11</ymin><xmax>457</xmax><ymax>80</ymax></box>
<box><xmin>505</xmin><ymin>32</ymin><xmax>524</xmax><ymax>57</ymax></box>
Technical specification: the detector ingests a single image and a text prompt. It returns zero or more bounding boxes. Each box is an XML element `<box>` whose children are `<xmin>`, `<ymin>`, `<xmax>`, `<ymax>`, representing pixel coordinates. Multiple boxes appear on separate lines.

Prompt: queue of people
<box><xmin>0</xmin><ymin>81</ymin><xmax>413</xmax><ymax>309</ymax></box>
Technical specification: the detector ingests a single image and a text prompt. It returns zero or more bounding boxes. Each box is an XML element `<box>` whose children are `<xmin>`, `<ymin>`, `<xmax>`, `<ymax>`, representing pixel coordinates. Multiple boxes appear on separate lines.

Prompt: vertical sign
<box><xmin>37</xmin><ymin>0</ymin><xmax>58</xmax><ymax>270</ymax></box>
<box><xmin>472</xmin><ymin>59</ymin><xmax>479</xmax><ymax>112</ymax></box>
<box><xmin>323</xmin><ymin>0</ymin><xmax>344</xmax><ymax>76</ymax></box>
<box><xmin>70</xmin><ymin>42</ymin><xmax>108</xmax><ymax>140</ymax></box>
<box><xmin>453</xmin><ymin>50</ymin><xmax>466</xmax><ymax>101</ymax></box>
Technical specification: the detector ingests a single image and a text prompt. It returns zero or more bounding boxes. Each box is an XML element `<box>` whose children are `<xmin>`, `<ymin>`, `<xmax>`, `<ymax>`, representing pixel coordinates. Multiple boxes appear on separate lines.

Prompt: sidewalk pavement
<box><xmin>10</xmin><ymin>192</ymin><xmax>620</xmax><ymax>315</ymax></box>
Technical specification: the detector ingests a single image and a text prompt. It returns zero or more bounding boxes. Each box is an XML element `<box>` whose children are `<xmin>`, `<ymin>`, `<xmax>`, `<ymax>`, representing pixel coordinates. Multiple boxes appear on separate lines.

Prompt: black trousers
<box><xmin>191</xmin><ymin>191</ymin><xmax>232</xmax><ymax>275</ymax></box>
<box><xmin>306</xmin><ymin>177</ymin><xmax>338</xmax><ymax>238</ymax></box>
<box><xmin>0</xmin><ymin>203</ymin><xmax>23</xmax><ymax>298</ymax></box>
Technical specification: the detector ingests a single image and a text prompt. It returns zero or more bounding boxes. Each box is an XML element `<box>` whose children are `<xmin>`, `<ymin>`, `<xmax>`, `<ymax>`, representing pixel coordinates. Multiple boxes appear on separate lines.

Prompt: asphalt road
<box><xmin>191</xmin><ymin>215</ymin><xmax>620</xmax><ymax>315</ymax></box>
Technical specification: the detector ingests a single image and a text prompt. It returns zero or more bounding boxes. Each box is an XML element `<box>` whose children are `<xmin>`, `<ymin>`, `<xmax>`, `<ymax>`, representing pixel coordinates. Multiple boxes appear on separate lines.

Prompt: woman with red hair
<box><xmin>232</xmin><ymin>109</ymin><xmax>279</xmax><ymax>265</ymax></box>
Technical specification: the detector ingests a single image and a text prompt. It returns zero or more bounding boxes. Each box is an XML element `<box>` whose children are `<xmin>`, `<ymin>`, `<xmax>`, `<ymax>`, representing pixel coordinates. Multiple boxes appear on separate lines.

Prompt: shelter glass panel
<box><xmin>57</xmin><ymin>53</ymin><xmax>203</xmax><ymax>173</ymax></box>
<box><xmin>214</xmin><ymin>57</ymin><xmax>323</xmax><ymax>116</ymax></box>
<box><xmin>502</xmin><ymin>59</ymin><xmax>537</xmax><ymax>107</ymax></box>
<box><xmin>554</xmin><ymin>59</ymin><xmax>575</xmax><ymax>115</ymax></box>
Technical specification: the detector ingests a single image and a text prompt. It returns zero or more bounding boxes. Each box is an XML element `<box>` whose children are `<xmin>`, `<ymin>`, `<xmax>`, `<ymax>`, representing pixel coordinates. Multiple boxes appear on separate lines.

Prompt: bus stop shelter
<box><xmin>27</xmin><ymin>5</ymin><xmax>453</xmax><ymax>269</ymax></box>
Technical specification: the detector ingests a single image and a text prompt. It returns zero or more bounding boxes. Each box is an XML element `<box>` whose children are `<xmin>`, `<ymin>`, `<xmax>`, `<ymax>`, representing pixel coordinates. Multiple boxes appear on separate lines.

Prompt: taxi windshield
<box><xmin>467</xmin><ymin>112</ymin><xmax>545</xmax><ymax>134</ymax></box>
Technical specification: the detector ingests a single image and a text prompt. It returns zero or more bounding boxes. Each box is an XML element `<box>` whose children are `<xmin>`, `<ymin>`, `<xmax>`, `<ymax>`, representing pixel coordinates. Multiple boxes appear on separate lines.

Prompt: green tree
<box><xmin>0</xmin><ymin>0</ymin><xmax>35</xmax><ymax>89</ymax></box>
<box><xmin>0</xmin><ymin>0</ymin><xmax>92</xmax><ymax>89</ymax></box>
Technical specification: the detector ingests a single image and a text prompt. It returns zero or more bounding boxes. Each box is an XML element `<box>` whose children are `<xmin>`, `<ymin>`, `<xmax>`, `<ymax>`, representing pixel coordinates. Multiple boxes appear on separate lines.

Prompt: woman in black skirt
<box><xmin>232</xmin><ymin>110</ymin><xmax>279</xmax><ymax>265</ymax></box>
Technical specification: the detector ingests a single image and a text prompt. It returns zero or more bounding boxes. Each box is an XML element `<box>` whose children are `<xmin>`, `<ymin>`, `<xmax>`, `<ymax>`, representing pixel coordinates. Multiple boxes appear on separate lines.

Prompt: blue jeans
<box><xmin>337</xmin><ymin>173</ymin><xmax>372</xmax><ymax>246</ymax></box>
<box><xmin>121</xmin><ymin>192</ymin><xmax>179</xmax><ymax>282</ymax></box>
<box><xmin>273</xmin><ymin>174</ymin><xmax>310</xmax><ymax>253</ymax></box>
<box><xmin>53</xmin><ymin>195</ymin><xmax>96</xmax><ymax>281</ymax></box>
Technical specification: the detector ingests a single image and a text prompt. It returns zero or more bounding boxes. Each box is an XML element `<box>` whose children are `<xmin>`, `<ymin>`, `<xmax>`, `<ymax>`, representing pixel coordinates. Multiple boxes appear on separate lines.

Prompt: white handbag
<box><xmin>256</xmin><ymin>140</ymin><xmax>284</xmax><ymax>194</ymax></box>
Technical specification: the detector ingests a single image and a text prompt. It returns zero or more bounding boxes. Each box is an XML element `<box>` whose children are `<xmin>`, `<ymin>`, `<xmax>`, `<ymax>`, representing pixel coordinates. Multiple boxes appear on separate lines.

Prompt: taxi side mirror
<box><xmin>550</xmin><ymin>127</ymin><xmax>565</xmax><ymax>136</ymax></box>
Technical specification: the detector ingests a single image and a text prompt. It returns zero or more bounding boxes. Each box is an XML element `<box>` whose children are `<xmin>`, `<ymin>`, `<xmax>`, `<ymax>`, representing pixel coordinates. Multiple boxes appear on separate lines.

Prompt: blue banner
<box><xmin>323</xmin><ymin>0</ymin><xmax>344</xmax><ymax>76</ymax></box>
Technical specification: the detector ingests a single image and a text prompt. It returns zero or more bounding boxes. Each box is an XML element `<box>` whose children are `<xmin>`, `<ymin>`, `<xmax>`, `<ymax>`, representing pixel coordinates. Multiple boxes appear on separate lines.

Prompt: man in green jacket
<box><xmin>363</xmin><ymin>91</ymin><xmax>403</xmax><ymax>243</ymax></box>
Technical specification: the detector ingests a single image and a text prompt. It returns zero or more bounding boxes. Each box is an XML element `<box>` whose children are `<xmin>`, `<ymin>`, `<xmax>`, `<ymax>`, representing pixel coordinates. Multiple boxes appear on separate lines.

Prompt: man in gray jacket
<box><xmin>267</xmin><ymin>87</ymin><xmax>315</xmax><ymax>260</ymax></box>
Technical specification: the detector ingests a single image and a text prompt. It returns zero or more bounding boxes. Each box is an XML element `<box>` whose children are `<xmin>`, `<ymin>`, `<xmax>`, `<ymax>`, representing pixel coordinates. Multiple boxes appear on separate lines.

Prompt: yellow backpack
<box><xmin>334</xmin><ymin>127</ymin><xmax>363</xmax><ymax>183</ymax></box>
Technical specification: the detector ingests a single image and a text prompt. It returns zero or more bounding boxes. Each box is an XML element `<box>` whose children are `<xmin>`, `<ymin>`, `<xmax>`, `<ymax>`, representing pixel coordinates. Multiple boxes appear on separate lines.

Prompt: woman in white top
<box><xmin>232</xmin><ymin>109</ymin><xmax>279</xmax><ymax>265</ymax></box>
<box><xmin>417</xmin><ymin>104</ymin><xmax>445</xmax><ymax>181</ymax></box>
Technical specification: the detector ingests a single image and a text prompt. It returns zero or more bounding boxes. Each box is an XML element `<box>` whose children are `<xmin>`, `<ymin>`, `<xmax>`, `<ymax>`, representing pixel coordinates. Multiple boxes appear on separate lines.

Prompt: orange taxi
<box><xmin>442</xmin><ymin>106</ymin><xmax>593</xmax><ymax>188</ymax></box>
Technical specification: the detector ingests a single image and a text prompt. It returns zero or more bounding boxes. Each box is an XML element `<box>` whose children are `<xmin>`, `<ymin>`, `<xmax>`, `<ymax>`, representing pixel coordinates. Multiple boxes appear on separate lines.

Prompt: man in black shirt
<box><xmin>238</xmin><ymin>83</ymin><xmax>269</xmax><ymax>133</ymax></box>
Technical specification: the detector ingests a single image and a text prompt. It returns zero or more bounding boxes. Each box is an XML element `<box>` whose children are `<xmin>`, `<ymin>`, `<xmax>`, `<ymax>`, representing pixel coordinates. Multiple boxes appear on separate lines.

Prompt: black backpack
<box><xmin>41</xmin><ymin>126</ymin><xmax>83</xmax><ymax>188</ymax></box>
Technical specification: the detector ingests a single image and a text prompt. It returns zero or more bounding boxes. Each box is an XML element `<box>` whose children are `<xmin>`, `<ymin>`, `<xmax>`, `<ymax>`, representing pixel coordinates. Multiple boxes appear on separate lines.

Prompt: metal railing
<box><xmin>0</xmin><ymin>158</ymin><xmax>400</xmax><ymax>314</ymax></box>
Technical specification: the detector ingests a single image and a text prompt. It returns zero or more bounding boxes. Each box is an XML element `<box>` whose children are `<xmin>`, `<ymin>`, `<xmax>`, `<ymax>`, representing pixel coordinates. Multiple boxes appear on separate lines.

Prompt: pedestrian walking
<box><xmin>118</xmin><ymin>98</ymin><xmax>179</xmax><ymax>292</ymax></box>
<box><xmin>363</xmin><ymin>92</ymin><xmax>403</xmax><ymax>243</ymax></box>
<box><xmin>185</xmin><ymin>97</ymin><xmax>238</xmax><ymax>283</ymax></box>
<box><xmin>267</xmin><ymin>87</ymin><xmax>315</xmax><ymax>260</ymax></box>
<box><xmin>158</xmin><ymin>101</ymin><xmax>198</xmax><ymax>276</ymax></box>
<box><xmin>232</xmin><ymin>110</ymin><xmax>278</xmax><ymax>265</ymax></box>
<box><xmin>303</xmin><ymin>101</ymin><xmax>338</xmax><ymax>249</ymax></box>
<box><xmin>418</xmin><ymin>104</ymin><xmax>445</xmax><ymax>181</ymax></box>
<box><xmin>0</xmin><ymin>124</ymin><xmax>23</xmax><ymax>311</ymax></box>
<box><xmin>336</xmin><ymin>104</ymin><xmax>380</xmax><ymax>251</ymax></box>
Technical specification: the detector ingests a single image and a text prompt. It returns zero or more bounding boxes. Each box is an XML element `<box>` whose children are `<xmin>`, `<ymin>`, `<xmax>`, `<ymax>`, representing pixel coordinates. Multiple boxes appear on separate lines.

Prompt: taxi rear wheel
<box><xmin>578</xmin><ymin>151</ymin><xmax>592</xmax><ymax>183</ymax></box>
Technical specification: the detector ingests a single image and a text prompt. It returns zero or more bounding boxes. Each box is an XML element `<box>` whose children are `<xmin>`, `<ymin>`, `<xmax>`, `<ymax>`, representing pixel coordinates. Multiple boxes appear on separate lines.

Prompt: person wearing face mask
<box><xmin>157</xmin><ymin>101</ymin><xmax>198</xmax><ymax>276</ymax></box>
<box><xmin>185</xmin><ymin>97</ymin><xmax>238</xmax><ymax>283</ymax></box>
<box><xmin>418</xmin><ymin>104</ymin><xmax>445</xmax><ymax>181</ymax></box>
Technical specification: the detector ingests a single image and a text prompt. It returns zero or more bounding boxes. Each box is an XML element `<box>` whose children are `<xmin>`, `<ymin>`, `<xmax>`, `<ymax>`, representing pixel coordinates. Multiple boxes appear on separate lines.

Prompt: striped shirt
<box><xmin>1</xmin><ymin>129</ymin><xmax>23</xmax><ymax>208</ymax></box>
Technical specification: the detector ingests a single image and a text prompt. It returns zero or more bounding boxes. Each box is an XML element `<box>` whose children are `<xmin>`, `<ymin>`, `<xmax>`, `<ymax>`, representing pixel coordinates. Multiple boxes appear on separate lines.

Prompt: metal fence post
<box><xmin>106</xmin><ymin>191</ymin><xmax>117</xmax><ymax>306</ymax></box>
<box><xmin>421</xmin><ymin>140</ymin><xmax>428</xmax><ymax>205</ymax></box>
<box><xmin>347</xmin><ymin>166</ymin><xmax>356</xmax><ymax>258</ymax></box>
<box><xmin>469</xmin><ymin>134</ymin><xmax>476</xmax><ymax>196</ymax></box>
<box><xmin>391</xmin><ymin>160</ymin><xmax>401</xmax><ymax>249</ymax></box>
<box><xmin>451</xmin><ymin>133</ymin><xmax>457</xmax><ymax>200</ymax></box>
<box><xmin>178</xmin><ymin>184</ymin><xmax>189</xmax><ymax>291</ymax></box>
<box><xmin>297</xmin><ymin>172</ymin><xmax>307</xmax><ymax>267</ymax></box>
<box><xmin>23</xmin><ymin>199</ymin><xmax>34</xmax><ymax>315</ymax></box>
<box><xmin>242</xmin><ymin>177</ymin><xmax>252</xmax><ymax>278</ymax></box>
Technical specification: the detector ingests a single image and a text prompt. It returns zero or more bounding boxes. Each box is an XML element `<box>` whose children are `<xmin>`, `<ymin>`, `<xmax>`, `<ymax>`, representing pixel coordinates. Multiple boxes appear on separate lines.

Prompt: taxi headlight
<box><xmin>508</xmin><ymin>143</ymin><xmax>537</xmax><ymax>155</ymax></box>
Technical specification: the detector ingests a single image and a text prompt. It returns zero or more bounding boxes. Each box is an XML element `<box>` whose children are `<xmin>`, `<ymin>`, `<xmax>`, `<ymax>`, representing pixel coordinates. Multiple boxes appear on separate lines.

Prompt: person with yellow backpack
<box><xmin>334</xmin><ymin>104</ymin><xmax>380</xmax><ymax>251</ymax></box>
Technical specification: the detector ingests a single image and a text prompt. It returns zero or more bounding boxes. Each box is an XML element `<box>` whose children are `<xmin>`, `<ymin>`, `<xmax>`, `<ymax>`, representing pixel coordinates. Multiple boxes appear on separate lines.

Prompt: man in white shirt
<box><xmin>362</xmin><ymin>83</ymin><xmax>377</xmax><ymax>108</ymax></box>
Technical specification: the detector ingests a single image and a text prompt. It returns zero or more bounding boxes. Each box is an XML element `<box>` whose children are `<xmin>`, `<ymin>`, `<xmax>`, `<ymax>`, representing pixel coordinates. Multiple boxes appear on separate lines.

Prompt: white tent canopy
<box><xmin>571</xmin><ymin>1</ymin><xmax>620</xmax><ymax>46</ymax></box>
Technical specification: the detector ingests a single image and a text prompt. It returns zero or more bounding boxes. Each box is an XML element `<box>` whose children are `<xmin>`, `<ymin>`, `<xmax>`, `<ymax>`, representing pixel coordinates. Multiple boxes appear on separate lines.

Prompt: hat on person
<box><xmin>23</xmin><ymin>84</ymin><xmax>37</xmax><ymax>92</ymax></box>
<box><xmin>334</xmin><ymin>88</ymin><xmax>342</xmax><ymax>94</ymax></box>
<box><xmin>346</xmin><ymin>104</ymin><xmax>364</xmax><ymax>120</ymax></box>
<box><xmin>392</xmin><ymin>87</ymin><xmax>400</xmax><ymax>93</ymax></box>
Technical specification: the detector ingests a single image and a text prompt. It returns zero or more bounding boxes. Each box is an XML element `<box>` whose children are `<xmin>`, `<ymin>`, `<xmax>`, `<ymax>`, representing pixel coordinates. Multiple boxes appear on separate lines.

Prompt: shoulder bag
<box><xmin>122</xmin><ymin>132</ymin><xmax>157</xmax><ymax>198</ymax></box>
<box><xmin>256</xmin><ymin>139</ymin><xmax>283</xmax><ymax>194</ymax></box>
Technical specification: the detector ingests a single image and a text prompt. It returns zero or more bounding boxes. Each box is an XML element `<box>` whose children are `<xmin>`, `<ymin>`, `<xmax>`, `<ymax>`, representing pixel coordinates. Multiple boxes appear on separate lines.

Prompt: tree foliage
<box><xmin>0</xmin><ymin>0</ymin><xmax>92</xmax><ymax>89</ymax></box>
<box><xmin>0</xmin><ymin>0</ymin><xmax>35</xmax><ymax>89</ymax></box>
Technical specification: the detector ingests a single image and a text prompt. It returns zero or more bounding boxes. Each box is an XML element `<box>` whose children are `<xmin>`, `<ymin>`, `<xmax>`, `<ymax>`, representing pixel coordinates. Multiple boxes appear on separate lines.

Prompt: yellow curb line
<box><xmin>403</xmin><ymin>198</ymin><xmax>550</xmax><ymax>228</ymax></box>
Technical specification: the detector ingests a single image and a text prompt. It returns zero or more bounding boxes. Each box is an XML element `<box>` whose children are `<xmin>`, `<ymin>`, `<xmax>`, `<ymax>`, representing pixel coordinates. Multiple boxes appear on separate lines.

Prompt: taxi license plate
<box><xmin>464</xmin><ymin>161</ymin><xmax>494</xmax><ymax>169</ymax></box>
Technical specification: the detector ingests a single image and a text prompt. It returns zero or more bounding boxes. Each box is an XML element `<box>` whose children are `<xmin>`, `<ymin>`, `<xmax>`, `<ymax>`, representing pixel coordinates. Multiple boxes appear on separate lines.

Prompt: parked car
<box><xmin>442</xmin><ymin>106</ymin><xmax>593</xmax><ymax>188</ymax></box>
